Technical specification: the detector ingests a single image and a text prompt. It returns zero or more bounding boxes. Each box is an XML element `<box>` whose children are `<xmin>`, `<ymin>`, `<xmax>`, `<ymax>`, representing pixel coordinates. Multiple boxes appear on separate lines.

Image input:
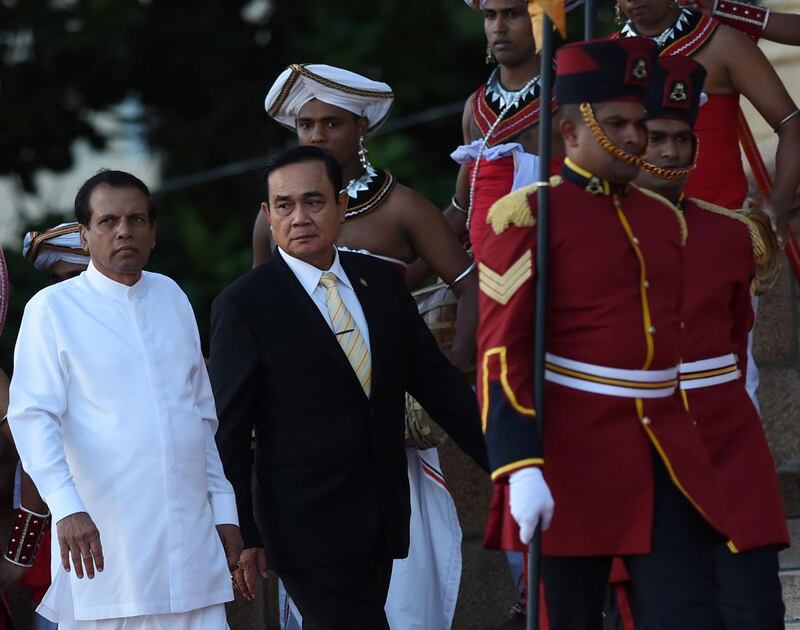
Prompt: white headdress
<box><xmin>23</xmin><ymin>222</ymin><xmax>90</xmax><ymax>271</ymax></box>
<box><xmin>265</xmin><ymin>64</ymin><xmax>394</xmax><ymax>134</ymax></box>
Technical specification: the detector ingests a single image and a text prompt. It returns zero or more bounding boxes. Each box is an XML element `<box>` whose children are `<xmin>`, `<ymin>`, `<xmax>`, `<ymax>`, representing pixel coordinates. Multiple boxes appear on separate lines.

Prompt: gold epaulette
<box><xmin>689</xmin><ymin>198</ymin><xmax>782</xmax><ymax>292</ymax></box>
<box><xmin>486</xmin><ymin>176</ymin><xmax>562</xmax><ymax>236</ymax></box>
<box><xmin>632</xmin><ymin>185</ymin><xmax>688</xmax><ymax>246</ymax></box>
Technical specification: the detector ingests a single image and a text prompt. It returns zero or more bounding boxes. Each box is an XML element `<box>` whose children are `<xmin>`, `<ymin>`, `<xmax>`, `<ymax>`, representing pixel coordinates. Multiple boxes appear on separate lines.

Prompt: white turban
<box><xmin>265</xmin><ymin>64</ymin><xmax>394</xmax><ymax>134</ymax></box>
<box><xmin>463</xmin><ymin>0</ymin><xmax>586</xmax><ymax>12</ymax></box>
<box><xmin>23</xmin><ymin>222</ymin><xmax>90</xmax><ymax>271</ymax></box>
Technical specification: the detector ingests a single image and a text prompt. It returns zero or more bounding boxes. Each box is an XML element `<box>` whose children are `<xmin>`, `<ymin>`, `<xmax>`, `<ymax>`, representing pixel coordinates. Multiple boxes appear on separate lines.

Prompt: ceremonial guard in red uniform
<box><xmin>634</xmin><ymin>54</ymin><xmax>788</xmax><ymax>630</ymax></box>
<box><xmin>478</xmin><ymin>37</ymin><xmax>728</xmax><ymax>629</ymax></box>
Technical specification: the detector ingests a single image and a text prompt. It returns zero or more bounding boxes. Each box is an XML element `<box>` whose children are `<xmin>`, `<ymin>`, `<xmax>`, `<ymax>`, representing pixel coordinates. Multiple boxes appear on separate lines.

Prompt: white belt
<box><xmin>679</xmin><ymin>353</ymin><xmax>740</xmax><ymax>390</ymax></box>
<box><xmin>544</xmin><ymin>353</ymin><xmax>679</xmax><ymax>399</ymax></box>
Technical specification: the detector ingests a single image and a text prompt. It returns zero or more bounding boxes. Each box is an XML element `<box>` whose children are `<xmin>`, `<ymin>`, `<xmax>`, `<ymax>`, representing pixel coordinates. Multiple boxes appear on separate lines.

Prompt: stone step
<box><xmin>781</xmin><ymin>516</ymin><xmax>800</xmax><ymax>623</ymax></box>
<box><xmin>777</xmin><ymin>512</ymin><xmax>800</xmax><ymax>623</ymax></box>
<box><xmin>780</xmin><ymin>472</ymin><xmax>800</xmax><ymax>515</ymax></box>
<box><xmin>783</xmin><ymin>569</ymin><xmax>800</xmax><ymax>623</ymax></box>
<box><xmin>780</xmin><ymin>516</ymin><xmax>800</xmax><ymax>570</ymax></box>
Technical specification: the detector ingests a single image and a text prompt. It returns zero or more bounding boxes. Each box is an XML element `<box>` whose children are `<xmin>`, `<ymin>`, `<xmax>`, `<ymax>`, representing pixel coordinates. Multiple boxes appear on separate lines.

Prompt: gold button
<box><xmin>632</xmin><ymin>237</ymin><xmax>640</xmax><ymax>245</ymax></box>
<box><xmin>642</xmin><ymin>416</ymin><xmax>652</xmax><ymax>425</ymax></box>
<box><xmin>644</xmin><ymin>280</ymin><xmax>650</xmax><ymax>289</ymax></box>
<box><xmin>649</xmin><ymin>326</ymin><xmax>656</xmax><ymax>334</ymax></box>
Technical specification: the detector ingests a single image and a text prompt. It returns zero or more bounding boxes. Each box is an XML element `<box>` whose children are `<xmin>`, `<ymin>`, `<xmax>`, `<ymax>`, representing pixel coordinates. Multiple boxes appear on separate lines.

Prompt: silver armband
<box><xmin>448</xmin><ymin>262</ymin><xmax>476</xmax><ymax>289</ymax></box>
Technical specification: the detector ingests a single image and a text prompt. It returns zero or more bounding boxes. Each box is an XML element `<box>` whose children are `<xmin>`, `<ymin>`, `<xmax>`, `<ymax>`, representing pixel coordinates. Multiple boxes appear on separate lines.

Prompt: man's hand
<box><xmin>232</xmin><ymin>547</ymin><xmax>268</xmax><ymax>602</ymax></box>
<box><xmin>216</xmin><ymin>524</ymin><xmax>243</xmax><ymax>573</ymax></box>
<box><xmin>508</xmin><ymin>467</ymin><xmax>555</xmax><ymax>545</ymax></box>
<box><xmin>0</xmin><ymin>558</ymin><xmax>27</xmax><ymax>591</ymax></box>
<box><xmin>56</xmin><ymin>512</ymin><xmax>103</xmax><ymax>579</ymax></box>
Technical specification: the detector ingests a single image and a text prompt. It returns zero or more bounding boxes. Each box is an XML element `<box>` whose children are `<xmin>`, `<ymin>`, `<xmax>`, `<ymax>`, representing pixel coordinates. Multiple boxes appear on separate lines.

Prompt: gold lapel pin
<box><xmin>359</xmin><ymin>278</ymin><xmax>368</xmax><ymax>287</ymax></box>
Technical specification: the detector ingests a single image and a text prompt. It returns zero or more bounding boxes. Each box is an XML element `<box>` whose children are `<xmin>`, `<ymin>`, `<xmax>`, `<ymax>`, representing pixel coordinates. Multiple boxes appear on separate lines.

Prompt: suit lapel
<box><xmin>266</xmin><ymin>254</ymin><xmax>367</xmax><ymax>397</ymax></box>
<box><xmin>341</xmin><ymin>254</ymin><xmax>387</xmax><ymax>398</ymax></box>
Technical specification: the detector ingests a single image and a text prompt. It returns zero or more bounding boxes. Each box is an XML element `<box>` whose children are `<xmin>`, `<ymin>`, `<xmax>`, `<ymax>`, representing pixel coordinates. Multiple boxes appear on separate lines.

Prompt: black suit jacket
<box><xmin>209</xmin><ymin>251</ymin><xmax>487</xmax><ymax>570</ymax></box>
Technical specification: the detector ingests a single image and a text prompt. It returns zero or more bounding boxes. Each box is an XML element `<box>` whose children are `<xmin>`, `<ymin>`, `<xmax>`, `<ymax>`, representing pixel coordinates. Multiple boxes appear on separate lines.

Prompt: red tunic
<box><xmin>681</xmin><ymin>199</ymin><xmax>788</xmax><ymax>551</ymax></box>
<box><xmin>469</xmin><ymin>157</ymin><xmax>516</xmax><ymax>263</ymax></box>
<box><xmin>477</xmin><ymin>162</ymin><xmax>727</xmax><ymax>556</ymax></box>
<box><xmin>685</xmin><ymin>95</ymin><xmax>748</xmax><ymax>209</ymax></box>
<box><xmin>467</xmin><ymin>75</ymin><xmax>560</xmax><ymax>261</ymax></box>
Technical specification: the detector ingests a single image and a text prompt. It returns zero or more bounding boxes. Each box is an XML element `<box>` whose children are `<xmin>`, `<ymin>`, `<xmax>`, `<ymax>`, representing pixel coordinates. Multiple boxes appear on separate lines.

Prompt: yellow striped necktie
<box><xmin>319</xmin><ymin>272</ymin><xmax>372</xmax><ymax>396</ymax></box>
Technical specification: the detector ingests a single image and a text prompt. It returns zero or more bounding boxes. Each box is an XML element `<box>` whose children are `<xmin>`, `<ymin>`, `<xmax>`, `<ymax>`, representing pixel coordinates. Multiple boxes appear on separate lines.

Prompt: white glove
<box><xmin>509</xmin><ymin>467</ymin><xmax>555</xmax><ymax>545</ymax></box>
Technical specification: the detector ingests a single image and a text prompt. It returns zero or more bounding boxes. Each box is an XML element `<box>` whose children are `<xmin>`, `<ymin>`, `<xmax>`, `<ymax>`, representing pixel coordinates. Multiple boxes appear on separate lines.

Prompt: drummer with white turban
<box><xmin>23</xmin><ymin>222</ymin><xmax>89</xmax><ymax>282</ymax></box>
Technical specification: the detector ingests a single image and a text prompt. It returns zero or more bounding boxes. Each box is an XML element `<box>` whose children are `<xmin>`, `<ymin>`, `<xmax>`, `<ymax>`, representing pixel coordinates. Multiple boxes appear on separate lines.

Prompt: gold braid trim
<box><xmin>579</xmin><ymin>103</ymin><xmax>644</xmax><ymax>168</ymax></box>
<box><xmin>641</xmin><ymin>135</ymin><xmax>700</xmax><ymax>181</ymax></box>
<box><xmin>485</xmin><ymin>176</ymin><xmax>562</xmax><ymax>235</ymax></box>
<box><xmin>632</xmin><ymin>184</ymin><xmax>688</xmax><ymax>245</ymax></box>
<box><xmin>290</xmin><ymin>64</ymin><xmax>395</xmax><ymax>99</ymax></box>
<box><xmin>641</xmin><ymin>160</ymin><xmax>695</xmax><ymax>180</ymax></box>
<box><xmin>690</xmin><ymin>198</ymin><xmax>782</xmax><ymax>292</ymax></box>
<box><xmin>267</xmin><ymin>68</ymin><xmax>303</xmax><ymax>119</ymax></box>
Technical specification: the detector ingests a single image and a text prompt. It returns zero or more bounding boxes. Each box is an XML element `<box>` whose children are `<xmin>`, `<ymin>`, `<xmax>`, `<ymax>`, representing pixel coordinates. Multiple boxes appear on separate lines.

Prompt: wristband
<box><xmin>451</xmin><ymin>196</ymin><xmax>468</xmax><ymax>215</ymax></box>
<box><xmin>712</xmin><ymin>0</ymin><xmax>769</xmax><ymax>40</ymax></box>
<box><xmin>4</xmin><ymin>505</ymin><xmax>50</xmax><ymax>568</ymax></box>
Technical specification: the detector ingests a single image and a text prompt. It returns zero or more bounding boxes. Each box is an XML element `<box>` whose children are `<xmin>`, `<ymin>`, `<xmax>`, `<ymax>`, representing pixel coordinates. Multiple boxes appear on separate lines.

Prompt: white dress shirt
<box><xmin>277</xmin><ymin>247</ymin><xmax>371</xmax><ymax>354</ymax></box>
<box><xmin>8</xmin><ymin>262</ymin><xmax>237</xmax><ymax>622</ymax></box>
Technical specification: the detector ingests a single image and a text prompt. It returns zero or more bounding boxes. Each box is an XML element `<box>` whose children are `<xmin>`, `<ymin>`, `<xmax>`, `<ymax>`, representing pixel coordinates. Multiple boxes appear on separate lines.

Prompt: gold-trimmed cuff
<box><xmin>491</xmin><ymin>458</ymin><xmax>544</xmax><ymax>482</ymax></box>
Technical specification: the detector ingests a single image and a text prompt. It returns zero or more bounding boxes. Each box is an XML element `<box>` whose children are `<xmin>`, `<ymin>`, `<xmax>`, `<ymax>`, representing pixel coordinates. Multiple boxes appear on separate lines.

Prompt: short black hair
<box><xmin>74</xmin><ymin>170</ymin><xmax>156</xmax><ymax>227</ymax></box>
<box><xmin>261</xmin><ymin>146</ymin><xmax>343</xmax><ymax>203</ymax></box>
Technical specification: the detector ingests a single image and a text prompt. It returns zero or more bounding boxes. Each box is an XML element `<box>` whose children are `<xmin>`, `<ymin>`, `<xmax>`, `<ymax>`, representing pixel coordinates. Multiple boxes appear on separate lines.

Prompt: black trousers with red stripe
<box><xmin>540</xmin><ymin>455</ymin><xmax>724</xmax><ymax>630</ymax></box>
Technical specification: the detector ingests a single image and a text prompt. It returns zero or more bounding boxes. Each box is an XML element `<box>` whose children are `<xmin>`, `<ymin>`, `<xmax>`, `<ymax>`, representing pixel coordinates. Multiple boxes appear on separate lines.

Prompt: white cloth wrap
<box><xmin>451</xmin><ymin>139</ymin><xmax>541</xmax><ymax>192</ymax></box>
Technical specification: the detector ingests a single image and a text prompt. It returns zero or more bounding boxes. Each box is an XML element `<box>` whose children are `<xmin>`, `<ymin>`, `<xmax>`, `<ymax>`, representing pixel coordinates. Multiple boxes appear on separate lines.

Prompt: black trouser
<box><xmin>277</xmin><ymin>545</ymin><xmax>393</xmax><ymax>630</ymax></box>
<box><xmin>715</xmin><ymin>543</ymin><xmax>784</xmax><ymax>630</ymax></box>
<box><xmin>542</xmin><ymin>455</ymin><xmax>725</xmax><ymax>630</ymax></box>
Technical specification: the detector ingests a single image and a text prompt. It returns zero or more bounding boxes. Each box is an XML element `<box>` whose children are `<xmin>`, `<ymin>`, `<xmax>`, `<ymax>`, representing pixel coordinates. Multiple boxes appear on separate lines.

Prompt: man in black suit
<box><xmin>209</xmin><ymin>146</ymin><xmax>488</xmax><ymax>629</ymax></box>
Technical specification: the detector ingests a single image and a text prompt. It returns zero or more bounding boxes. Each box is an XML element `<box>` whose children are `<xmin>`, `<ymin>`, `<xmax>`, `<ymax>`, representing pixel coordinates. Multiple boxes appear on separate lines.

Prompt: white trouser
<box><xmin>745</xmin><ymin>295</ymin><xmax>760</xmax><ymax>410</ymax></box>
<box><xmin>55</xmin><ymin>604</ymin><xmax>228</xmax><ymax>629</ymax></box>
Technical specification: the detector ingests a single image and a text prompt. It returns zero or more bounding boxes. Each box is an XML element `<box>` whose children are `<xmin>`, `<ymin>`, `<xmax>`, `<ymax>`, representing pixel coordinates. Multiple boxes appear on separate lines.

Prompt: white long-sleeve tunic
<box><xmin>8</xmin><ymin>262</ymin><xmax>237</xmax><ymax>622</ymax></box>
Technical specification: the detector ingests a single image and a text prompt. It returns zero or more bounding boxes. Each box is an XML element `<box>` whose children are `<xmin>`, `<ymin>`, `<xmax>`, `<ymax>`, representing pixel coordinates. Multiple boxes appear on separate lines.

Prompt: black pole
<box><xmin>528</xmin><ymin>14</ymin><xmax>554</xmax><ymax>630</ymax></box>
<box><xmin>585</xmin><ymin>0</ymin><xmax>597</xmax><ymax>39</ymax></box>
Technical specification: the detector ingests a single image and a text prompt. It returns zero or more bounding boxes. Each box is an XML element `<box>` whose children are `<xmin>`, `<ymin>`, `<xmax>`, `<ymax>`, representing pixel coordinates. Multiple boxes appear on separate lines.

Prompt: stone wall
<box><xmin>741</xmin><ymin>1</ymin><xmax>800</xmax><ymax>503</ymax></box>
